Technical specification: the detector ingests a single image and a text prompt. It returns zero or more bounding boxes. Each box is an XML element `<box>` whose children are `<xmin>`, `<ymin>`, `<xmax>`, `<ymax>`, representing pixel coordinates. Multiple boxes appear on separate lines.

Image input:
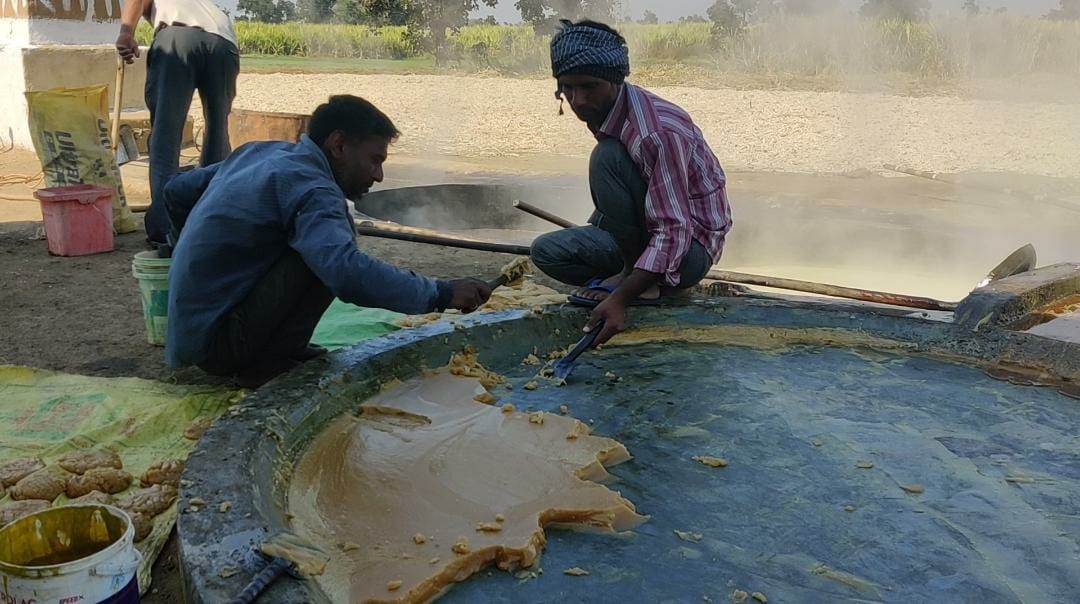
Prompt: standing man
<box><xmin>530</xmin><ymin>20</ymin><xmax>733</xmax><ymax>344</ymax></box>
<box><xmin>115</xmin><ymin>0</ymin><xmax>240</xmax><ymax>249</ymax></box>
<box><xmin>163</xmin><ymin>95</ymin><xmax>491</xmax><ymax>388</ymax></box>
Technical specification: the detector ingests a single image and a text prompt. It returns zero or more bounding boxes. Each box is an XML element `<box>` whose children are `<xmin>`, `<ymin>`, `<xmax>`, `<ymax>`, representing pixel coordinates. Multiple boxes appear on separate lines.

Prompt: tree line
<box><xmin>706</xmin><ymin>0</ymin><xmax>1079</xmax><ymax>33</ymax></box>
<box><xmin>234</xmin><ymin>0</ymin><xmax>1080</xmax><ymax>57</ymax></box>
<box><xmin>235</xmin><ymin>0</ymin><xmax>614</xmax><ymax>29</ymax></box>
<box><xmin>238</xmin><ymin>0</ymin><xmax>1080</xmax><ymax>27</ymax></box>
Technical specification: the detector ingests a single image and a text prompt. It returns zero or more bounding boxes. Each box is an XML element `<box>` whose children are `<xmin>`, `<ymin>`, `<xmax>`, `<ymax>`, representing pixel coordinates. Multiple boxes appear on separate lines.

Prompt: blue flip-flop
<box><xmin>568</xmin><ymin>277</ymin><xmax>664</xmax><ymax>308</ymax></box>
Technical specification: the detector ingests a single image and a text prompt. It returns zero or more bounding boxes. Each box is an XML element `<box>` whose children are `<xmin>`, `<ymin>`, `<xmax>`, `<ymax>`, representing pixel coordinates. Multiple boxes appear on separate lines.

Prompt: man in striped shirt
<box><xmin>531</xmin><ymin>20</ymin><xmax>733</xmax><ymax>344</ymax></box>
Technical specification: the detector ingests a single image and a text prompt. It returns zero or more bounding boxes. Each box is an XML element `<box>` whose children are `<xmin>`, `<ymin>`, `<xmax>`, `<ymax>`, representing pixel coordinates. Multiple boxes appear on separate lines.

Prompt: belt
<box><xmin>155</xmin><ymin>21</ymin><xmax>203</xmax><ymax>33</ymax></box>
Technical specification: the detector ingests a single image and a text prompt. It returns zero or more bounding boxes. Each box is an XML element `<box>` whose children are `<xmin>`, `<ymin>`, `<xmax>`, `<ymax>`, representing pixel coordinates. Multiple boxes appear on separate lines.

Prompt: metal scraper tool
<box><xmin>553</xmin><ymin>320</ymin><xmax>605</xmax><ymax>382</ymax></box>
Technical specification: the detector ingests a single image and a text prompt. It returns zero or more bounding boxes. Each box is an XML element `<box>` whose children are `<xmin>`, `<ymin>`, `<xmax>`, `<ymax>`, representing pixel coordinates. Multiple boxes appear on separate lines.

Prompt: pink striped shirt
<box><xmin>597</xmin><ymin>83</ymin><xmax>732</xmax><ymax>287</ymax></box>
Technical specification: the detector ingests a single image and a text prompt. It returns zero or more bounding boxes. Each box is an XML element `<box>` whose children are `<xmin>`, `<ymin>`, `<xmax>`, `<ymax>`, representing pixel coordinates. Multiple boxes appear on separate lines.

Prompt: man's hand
<box><xmin>446</xmin><ymin>279</ymin><xmax>492</xmax><ymax>314</ymax></box>
<box><xmin>116</xmin><ymin>0</ymin><xmax>146</xmax><ymax>63</ymax></box>
<box><xmin>584</xmin><ymin>268</ymin><xmax>661</xmax><ymax>344</ymax></box>
<box><xmin>585</xmin><ymin>295</ymin><xmax>628</xmax><ymax>345</ymax></box>
<box><xmin>116</xmin><ymin>29</ymin><xmax>140</xmax><ymax>63</ymax></box>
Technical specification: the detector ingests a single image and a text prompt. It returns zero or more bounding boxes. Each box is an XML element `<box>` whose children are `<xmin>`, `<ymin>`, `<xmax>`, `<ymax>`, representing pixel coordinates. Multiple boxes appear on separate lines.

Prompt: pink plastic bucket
<box><xmin>34</xmin><ymin>184</ymin><xmax>116</xmax><ymax>256</ymax></box>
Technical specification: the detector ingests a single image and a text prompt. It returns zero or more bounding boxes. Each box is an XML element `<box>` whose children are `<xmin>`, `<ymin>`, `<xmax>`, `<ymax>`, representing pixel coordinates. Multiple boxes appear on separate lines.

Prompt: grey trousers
<box><xmin>144</xmin><ymin>26</ymin><xmax>239</xmax><ymax>244</ymax></box>
<box><xmin>199</xmin><ymin>251</ymin><xmax>334</xmax><ymax>376</ymax></box>
<box><xmin>531</xmin><ymin>137</ymin><xmax>712</xmax><ymax>288</ymax></box>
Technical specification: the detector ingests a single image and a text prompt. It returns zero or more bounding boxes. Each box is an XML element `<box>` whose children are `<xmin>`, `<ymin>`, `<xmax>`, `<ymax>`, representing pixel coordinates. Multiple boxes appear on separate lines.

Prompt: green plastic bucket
<box><xmin>132</xmin><ymin>251</ymin><xmax>171</xmax><ymax>346</ymax></box>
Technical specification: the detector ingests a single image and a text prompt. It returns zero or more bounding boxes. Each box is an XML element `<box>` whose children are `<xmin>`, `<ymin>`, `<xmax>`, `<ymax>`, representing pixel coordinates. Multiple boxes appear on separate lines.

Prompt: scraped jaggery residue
<box><xmin>288</xmin><ymin>374</ymin><xmax>644</xmax><ymax>603</ymax></box>
<box><xmin>478</xmin><ymin>280</ymin><xmax>566</xmax><ymax>312</ymax></box>
<box><xmin>446</xmin><ymin>346</ymin><xmax>504</xmax><ymax>388</ymax></box>
<box><xmin>692</xmin><ymin>455</ymin><xmax>728</xmax><ymax>468</ymax></box>
<box><xmin>395</xmin><ymin>279</ymin><xmax>566</xmax><ymax>328</ymax></box>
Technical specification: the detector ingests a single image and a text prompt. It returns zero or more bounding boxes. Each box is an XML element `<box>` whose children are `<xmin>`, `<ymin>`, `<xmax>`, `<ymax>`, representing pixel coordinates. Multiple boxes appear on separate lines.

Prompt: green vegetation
<box><xmin>236</xmin><ymin>22</ymin><xmax>415</xmax><ymax>58</ymax></box>
<box><xmin>240</xmin><ymin>55</ymin><xmax>435</xmax><ymax>73</ymax></box>
<box><xmin>136</xmin><ymin>15</ymin><xmax>1080</xmax><ymax>83</ymax></box>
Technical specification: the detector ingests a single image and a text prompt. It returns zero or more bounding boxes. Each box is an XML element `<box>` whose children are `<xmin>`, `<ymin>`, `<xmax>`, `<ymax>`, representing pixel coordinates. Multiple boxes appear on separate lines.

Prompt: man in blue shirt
<box><xmin>163</xmin><ymin>95</ymin><xmax>491</xmax><ymax>387</ymax></box>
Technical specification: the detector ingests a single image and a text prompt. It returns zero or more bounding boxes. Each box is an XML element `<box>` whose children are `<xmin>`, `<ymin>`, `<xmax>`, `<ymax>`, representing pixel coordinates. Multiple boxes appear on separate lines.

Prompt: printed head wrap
<box><xmin>550</xmin><ymin>19</ymin><xmax>630</xmax><ymax>85</ymax></box>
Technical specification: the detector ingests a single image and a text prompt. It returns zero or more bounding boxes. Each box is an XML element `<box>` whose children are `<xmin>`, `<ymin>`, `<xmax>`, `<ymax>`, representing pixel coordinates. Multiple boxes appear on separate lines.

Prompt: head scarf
<box><xmin>549</xmin><ymin>19</ymin><xmax>630</xmax><ymax>85</ymax></box>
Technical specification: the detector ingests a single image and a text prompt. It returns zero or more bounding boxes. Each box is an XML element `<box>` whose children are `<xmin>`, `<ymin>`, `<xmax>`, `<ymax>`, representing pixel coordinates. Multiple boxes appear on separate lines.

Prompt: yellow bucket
<box><xmin>0</xmin><ymin>504</ymin><xmax>141</xmax><ymax>603</ymax></box>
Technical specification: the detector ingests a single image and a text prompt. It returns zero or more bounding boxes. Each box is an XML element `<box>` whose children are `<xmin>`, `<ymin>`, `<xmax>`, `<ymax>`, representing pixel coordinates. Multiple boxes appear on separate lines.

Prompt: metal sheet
<box><xmin>445</xmin><ymin>342</ymin><xmax>1080</xmax><ymax>603</ymax></box>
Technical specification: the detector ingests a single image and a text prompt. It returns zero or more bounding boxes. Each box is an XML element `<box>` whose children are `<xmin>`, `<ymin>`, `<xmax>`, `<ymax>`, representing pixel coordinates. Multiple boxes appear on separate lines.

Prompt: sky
<box><xmin>215</xmin><ymin>1</ymin><xmax>1063</xmax><ymax>22</ymax></box>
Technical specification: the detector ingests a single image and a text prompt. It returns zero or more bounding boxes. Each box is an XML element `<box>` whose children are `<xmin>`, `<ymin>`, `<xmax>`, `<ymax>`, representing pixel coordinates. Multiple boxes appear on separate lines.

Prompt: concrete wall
<box><xmin>28</xmin><ymin>18</ymin><xmax>118</xmax><ymax>44</ymax></box>
<box><xmin>0</xmin><ymin>0</ymin><xmax>146</xmax><ymax>150</ymax></box>
<box><xmin>22</xmin><ymin>46</ymin><xmax>147</xmax><ymax>108</ymax></box>
<box><xmin>1</xmin><ymin>1</ymin><xmax>121</xmax><ymax>45</ymax></box>
<box><xmin>2</xmin><ymin>45</ymin><xmax>147</xmax><ymax>150</ymax></box>
<box><xmin>0</xmin><ymin>0</ymin><xmax>123</xmax><ymax>26</ymax></box>
<box><xmin>0</xmin><ymin>18</ymin><xmax>28</xmax><ymax>149</ymax></box>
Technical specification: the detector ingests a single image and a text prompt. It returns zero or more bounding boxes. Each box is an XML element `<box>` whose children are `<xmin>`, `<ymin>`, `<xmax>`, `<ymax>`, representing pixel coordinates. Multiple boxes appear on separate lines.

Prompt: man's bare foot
<box><xmin>571</xmin><ymin>274</ymin><xmax>661</xmax><ymax>303</ymax></box>
<box><xmin>571</xmin><ymin>274</ymin><xmax>623</xmax><ymax>302</ymax></box>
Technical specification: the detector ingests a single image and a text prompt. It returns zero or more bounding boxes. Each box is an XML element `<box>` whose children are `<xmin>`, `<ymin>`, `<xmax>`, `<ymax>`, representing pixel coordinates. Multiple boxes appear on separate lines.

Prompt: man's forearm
<box><xmin>119</xmin><ymin>0</ymin><xmax>145</xmax><ymax>31</ymax></box>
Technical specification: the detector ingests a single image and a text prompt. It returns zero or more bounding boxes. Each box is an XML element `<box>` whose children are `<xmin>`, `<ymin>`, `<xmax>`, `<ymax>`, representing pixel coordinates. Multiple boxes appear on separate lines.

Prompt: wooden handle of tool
<box><xmin>111</xmin><ymin>56</ymin><xmax>125</xmax><ymax>152</ymax></box>
<box><xmin>355</xmin><ymin>219</ymin><xmax>485</xmax><ymax>243</ymax></box>
<box><xmin>355</xmin><ymin>221</ymin><xmax>532</xmax><ymax>256</ymax></box>
<box><xmin>513</xmin><ymin>200</ymin><xmax>578</xmax><ymax>229</ymax></box>
<box><xmin>707</xmin><ymin>270</ymin><xmax>957</xmax><ymax>311</ymax></box>
<box><xmin>506</xmin><ymin>201</ymin><xmax>957</xmax><ymax>311</ymax></box>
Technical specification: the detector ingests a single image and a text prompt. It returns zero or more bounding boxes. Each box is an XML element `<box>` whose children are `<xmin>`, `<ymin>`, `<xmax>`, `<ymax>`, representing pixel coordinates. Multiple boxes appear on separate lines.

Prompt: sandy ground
<box><xmin>0</xmin><ymin>147</ymin><xmax>155</xmax><ymax>223</ymax></box>
<box><xmin>0</xmin><ymin>222</ymin><xmax>526</xmax><ymax>379</ymax></box>
<box><xmin>224</xmin><ymin>73</ymin><xmax>1080</xmax><ymax>178</ymax></box>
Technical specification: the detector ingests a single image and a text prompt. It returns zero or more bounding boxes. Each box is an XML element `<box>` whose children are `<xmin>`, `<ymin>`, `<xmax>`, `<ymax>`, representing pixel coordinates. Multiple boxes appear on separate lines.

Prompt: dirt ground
<box><xmin>0</xmin><ymin>221</ymin><xmax>524</xmax><ymax>380</ymax></box>
<box><xmin>0</xmin><ymin>146</ymin><xmax>155</xmax><ymax>223</ymax></box>
<box><xmin>221</xmin><ymin>73</ymin><xmax>1080</xmax><ymax>178</ymax></box>
<box><xmin>2</xmin><ymin>73</ymin><xmax>1080</xmax><ymax>601</ymax></box>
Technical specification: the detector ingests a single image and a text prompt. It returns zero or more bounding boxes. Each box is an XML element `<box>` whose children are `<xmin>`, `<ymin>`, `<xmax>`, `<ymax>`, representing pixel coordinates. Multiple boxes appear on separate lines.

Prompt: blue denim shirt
<box><xmin>164</xmin><ymin>135</ymin><xmax>441</xmax><ymax>367</ymax></box>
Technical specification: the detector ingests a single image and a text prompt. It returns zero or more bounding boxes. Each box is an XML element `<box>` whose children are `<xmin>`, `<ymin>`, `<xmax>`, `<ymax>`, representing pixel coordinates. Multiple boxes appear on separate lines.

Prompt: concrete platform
<box><xmin>178</xmin><ymin>299</ymin><xmax>1080</xmax><ymax>603</ymax></box>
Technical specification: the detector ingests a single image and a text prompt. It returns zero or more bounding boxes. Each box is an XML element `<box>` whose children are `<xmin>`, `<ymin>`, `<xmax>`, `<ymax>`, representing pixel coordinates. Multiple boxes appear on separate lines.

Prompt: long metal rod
<box><xmin>516</xmin><ymin>201</ymin><xmax>959</xmax><ymax>311</ymax></box>
<box><xmin>355</xmin><ymin>222</ymin><xmax>531</xmax><ymax>256</ymax></box>
<box><xmin>513</xmin><ymin>200</ymin><xmax>577</xmax><ymax>229</ymax></box>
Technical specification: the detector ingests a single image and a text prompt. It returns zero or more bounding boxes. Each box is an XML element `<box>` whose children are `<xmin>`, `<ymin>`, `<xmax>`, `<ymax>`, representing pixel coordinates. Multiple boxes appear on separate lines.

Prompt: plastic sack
<box><xmin>25</xmin><ymin>85</ymin><xmax>138</xmax><ymax>234</ymax></box>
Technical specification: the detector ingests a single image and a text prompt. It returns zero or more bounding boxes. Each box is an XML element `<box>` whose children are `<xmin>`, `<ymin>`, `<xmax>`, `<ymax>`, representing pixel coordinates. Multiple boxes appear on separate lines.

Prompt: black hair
<box><xmin>308</xmin><ymin>95</ymin><xmax>400</xmax><ymax>147</ymax></box>
<box><xmin>566</xmin><ymin>19</ymin><xmax>627</xmax><ymax>45</ymax></box>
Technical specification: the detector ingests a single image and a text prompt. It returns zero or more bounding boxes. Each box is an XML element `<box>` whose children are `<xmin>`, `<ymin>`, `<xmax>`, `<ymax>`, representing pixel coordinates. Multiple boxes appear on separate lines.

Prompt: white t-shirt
<box><xmin>150</xmin><ymin>0</ymin><xmax>237</xmax><ymax>48</ymax></box>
